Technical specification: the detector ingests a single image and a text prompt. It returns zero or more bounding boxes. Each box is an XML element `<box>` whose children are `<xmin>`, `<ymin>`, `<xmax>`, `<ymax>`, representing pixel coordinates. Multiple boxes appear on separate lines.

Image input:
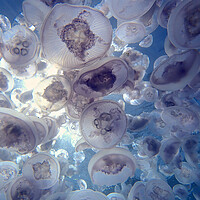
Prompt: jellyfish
<box><xmin>88</xmin><ymin>147</ymin><xmax>137</xmax><ymax>186</ymax></box>
<box><xmin>0</xmin><ymin>15</ymin><xmax>11</xmax><ymax>33</ymax></box>
<box><xmin>127</xmin><ymin>181</ymin><xmax>146</xmax><ymax>200</ymax></box>
<box><xmin>139</xmin><ymin>34</ymin><xmax>153</xmax><ymax>48</ymax></box>
<box><xmin>33</xmin><ymin>75</ymin><xmax>72</xmax><ymax>112</ymax></box>
<box><xmin>173</xmin><ymin>184</ymin><xmax>188</xmax><ymax>200</ymax></box>
<box><xmin>69</xmin><ymin>189</ymin><xmax>109</xmax><ymax>200</ymax></box>
<box><xmin>0</xmin><ymin>93</ymin><xmax>15</xmax><ymax>109</ymax></box>
<box><xmin>80</xmin><ymin>100</ymin><xmax>127</xmax><ymax>149</ymax></box>
<box><xmin>145</xmin><ymin>179</ymin><xmax>175</xmax><ymax>200</ymax></box>
<box><xmin>22</xmin><ymin>152</ymin><xmax>60</xmax><ymax>189</ymax></box>
<box><xmin>40</xmin><ymin>3</ymin><xmax>113</xmax><ymax>69</ymax></box>
<box><xmin>0</xmin><ymin>25</ymin><xmax>40</xmax><ymax>67</ymax></box>
<box><xmin>73</xmin><ymin>57</ymin><xmax>129</xmax><ymax>98</ymax></box>
<box><xmin>0</xmin><ymin>108</ymin><xmax>38</xmax><ymax>154</ymax></box>
<box><xmin>107</xmin><ymin>192</ymin><xmax>126</xmax><ymax>200</ymax></box>
<box><xmin>150</xmin><ymin>50</ymin><xmax>200</xmax><ymax>91</ymax></box>
<box><xmin>159</xmin><ymin>137</ymin><xmax>181</xmax><ymax>164</ymax></box>
<box><xmin>107</xmin><ymin>0</ymin><xmax>156</xmax><ymax>21</ymax></box>
<box><xmin>168</xmin><ymin>0</ymin><xmax>200</xmax><ymax>49</ymax></box>
<box><xmin>0</xmin><ymin>68</ymin><xmax>14</xmax><ymax>92</ymax></box>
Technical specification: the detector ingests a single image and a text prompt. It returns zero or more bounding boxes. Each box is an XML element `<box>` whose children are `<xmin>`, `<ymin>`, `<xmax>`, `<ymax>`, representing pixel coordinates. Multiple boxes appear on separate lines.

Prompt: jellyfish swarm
<box><xmin>40</xmin><ymin>3</ymin><xmax>113</xmax><ymax>69</ymax></box>
<box><xmin>80</xmin><ymin>100</ymin><xmax>127</xmax><ymax>149</ymax></box>
<box><xmin>88</xmin><ymin>147</ymin><xmax>136</xmax><ymax>186</ymax></box>
<box><xmin>22</xmin><ymin>152</ymin><xmax>60</xmax><ymax>189</ymax></box>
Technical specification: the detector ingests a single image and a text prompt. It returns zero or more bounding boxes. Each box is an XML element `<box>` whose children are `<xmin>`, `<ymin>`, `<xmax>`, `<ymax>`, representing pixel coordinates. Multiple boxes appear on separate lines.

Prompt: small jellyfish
<box><xmin>0</xmin><ymin>68</ymin><xmax>14</xmax><ymax>92</ymax></box>
<box><xmin>33</xmin><ymin>75</ymin><xmax>72</xmax><ymax>111</ymax></box>
<box><xmin>0</xmin><ymin>15</ymin><xmax>11</xmax><ymax>33</ymax></box>
<box><xmin>0</xmin><ymin>25</ymin><xmax>40</xmax><ymax>67</ymax></box>
<box><xmin>150</xmin><ymin>50</ymin><xmax>200</xmax><ymax>91</ymax></box>
<box><xmin>88</xmin><ymin>147</ymin><xmax>137</xmax><ymax>186</ymax></box>
<box><xmin>173</xmin><ymin>184</ymin><xmax>188</xmax><ymax>200</ymax></box>
<box><xmin>69</xmin><ymin>189</ymin><xmax>109</xmax><ymax>200</ymax></box>
<box><xmin>40</xmin><ymin>3</ymin><xmax>112</xmax><ymax>69</ymax></box>
<box><xmin>145</xmin><ymin>179</ymin><xmax>175</xmax><ymax>200</ymax></box>
<box><xmin>107</xmin><ymin>0</ymin><xmax>156</xmax><ymax>21</ymax></box>
<box><xmin>139</xmin><ymin>34</ymin><xmax>153</xmax><ymax>48</ymax></box>
<box><xmin>159</xmin><ymin>137</ymin><xmax>181</xmax><ymax>164</ymax></box>
<box><xmin>168</xmin><ymin>0</ymin><xmax>200</xmax><ymax>49</ymax></box>
<box><xmin>73</xmin><ymin>151</ymin><xmax>85</xmax><ymax>165</ymax></box>
<box><xmin>107</xmin><ymin>192</ymin><xmax>126</xmax><ymax>200</ymax></box>
<box><xmin>77</xmin><ymin>179</ymin><xmax>87</xmax><ymax>190</ymax></box>
<box><xmin>73</xmin><ymin>57</ymin><xmax>128</xmax><ymax>98</ymax></box>
<box><xmin>0</xmin><ymin>93</ymin><xmax>14</xmax><ymax>109</ymax></box>
<box><xmin>22</xmin><ymin>152</ymin><xmax>60</xmax><ymax>189</ymax></box>
<box><xmin>115</xmin><ymin>21</ymin><xmax>147</xmax><ymax>44</ymax></box>
<box><xmin>128</xmin><ymin>181</ymin><xmax>146</xmax><ymax>200</ymax></box>
<box><xmin>141</xmin><ymin>136</ymin><xmax>161</xmax><ymax>158</ymax></box>
<box><xmin>80</xmin><ymin>100</ymin><xmax>127</xmax><ymax>149</ymax></box>
<box><xmin>141</xmin><ymin>86</ymin><xmax>158</xmax><ymax>102</ymax></box>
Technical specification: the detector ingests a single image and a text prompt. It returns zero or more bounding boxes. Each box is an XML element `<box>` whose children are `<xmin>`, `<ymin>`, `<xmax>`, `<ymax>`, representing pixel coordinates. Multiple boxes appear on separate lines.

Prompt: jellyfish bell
<box><xmin>173</xmin><ymin>184</ymin><xmax>188</xmax><ymax>200</ymax></box>
<box><xmin>80</xmin><ymin>100</ymin><xmax>127</xmax><ymax>149</ymax></box>
<box><xmin>128</xmin><ymin>181</ymin><xmax>146</xmax><ymax>200</ymax></box>
<box><xmin>88</xmin><ymin>147</ymin><xmax>137</xmax><ymax>186</ymax></box>
<box><xmin>0</xmin><ymin>25</ymin><xmax>40</xmax><ymax>67</ymax></box>
<box><xmin>145</xmin><ymin>179</ymin><xmax>175</xmax><ymax>200</ymax></box>
<box><xmin>168</xmin><ymin>0</ymin><xmax>200</xmax><ymax>49</ymax></box>
<box><xmin>115</xmin><ymin>21</ymin><xmax>147</xmax><ymax>44</ymax></box>
<box><xmin>73</xmin><ymin>57</ymin><xmax>129</xmax><ymax>98</ymax></box>
<box><xmin>40</xmin><ymin>3</ymin><xmax>113</xmax><ymax>69</ymax></box>
<box><xmin>22</xmin><ymin>152</ymin><xmax>60</xmax><ymax>189</ymax></box>
<box><xmin>107</xmin><ymin>192</ymin><xmax>126</xmax><ymax>200</ymax></box>
<box><xmin>150</xmin><ymin>50</ymin><xmax>200</xmax><ymax>91</ymax></box>
<box><xmin>106</xmin><ymin>0</ymin><xmax>156</xmax><ymax>21</ymax></box>
<box><xmin>0</xmin><ymin>68</ymin><xmax>14</xmax><ymax>92</ymax></box>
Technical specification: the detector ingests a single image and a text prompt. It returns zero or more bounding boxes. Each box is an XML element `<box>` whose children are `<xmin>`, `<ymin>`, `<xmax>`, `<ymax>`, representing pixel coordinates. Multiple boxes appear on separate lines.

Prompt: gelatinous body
<box><xmin>128</xmin><ymin>181</ymin><xmax>146</xmax><ymax>200</ymax></box>
<box><xmin>80</xmin><ymin>100</ymin><xmax>127</xmax><ymax>149</ymax></box>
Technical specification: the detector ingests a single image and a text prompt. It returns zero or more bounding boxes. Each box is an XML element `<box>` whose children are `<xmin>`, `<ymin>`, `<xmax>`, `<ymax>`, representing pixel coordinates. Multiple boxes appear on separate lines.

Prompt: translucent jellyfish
<box><xmin>107</xmin><ymin>192</ymin><xmax>126</xmax><ymax>200</ymax></box>
<box><xmin>6</xmin><ymin>176</ymin><xmax>41</xmax><ymax>200</ymax></box>
<box><xmin>157</xmin><ymin>0</ymin><xmax>181</xmax><ymax>28</ymax></box>
<box><xmin>75</xmin><ymin>137</ymin><xmax>92</xmax><ymax>152</ymax></box>
<box><xmin>139</xmin><ymin>34</ymin><xmax>153</xmax><ymax>48</ymax></box>
<box><xmin>0</xmin><ymin>25</ymin><xmax>40</xmax><ymax>67</ymax></box>
<box><xmin>80</xmin><ymin>100</ymin><xmax>127</xmax><ymax>149</ymax></box>
<box><xmin>174</xmin><ymin>162</ymin><xmax>196</xmax><ymax>184</ymax></box>
<box><xmin>0</xmin><ymin>15</ymin><xmax>11</xmax><ymax>33</ymax></box>
<box><xmin>127</xmin><ymin>181</ymin><xmax>146</xmax><ymax>200</ymax></box>
<box><xmin>153</xmin><ymin>55</ymin><xmax>168</xmax><ymax>70</ymax></box>
<box><xmin>141</xmin><ymin>86</ymin><xmax>158</xmax><ymax>102</ymax></box>
<box><xmin>188</xmin><ymin>71</ymin><xmax>200</xmax><ymax>90</ymax></box>
<box><xmin>159</xmin><ymin>137</ymin><xmax>181</xmax><ymax>164</ymax></box>
<box><xmin>115</xmin><ymin>21</ymin><xmax>147</xmax><ymax>44</ymax></box>
<box><xmin>40</xmin><ymin>3</ymin><xmax>113</xmax><ymax>69</ymax></box>
<box><xmin>182</xmin><ymin>136</ymin><xmax>199</xmax><ymax>167</ymax></box>
<box><xmin>145</xmin><ymin>179</ymin><xmax>175</xmax><ymax>200</ymax></box>
<box><xmin>150</xmin><ymin>50</ymin><xmax>200</xmax><ymax>91</ymax></box>
<box><xmin>173</xmin><ymin>184</ymin><xmax>188</xmax><ymax>200</ymax></box>
<box><xmin>77</xmin><ymin>179</ymin><xmax>87</xmax><ymax>190</ymax></box>
<box><xmin>33</xmin><ymin>75</ymin><xmax>72</xmax><ymax>112</ymax></box>
<box><xmin>22</xmin><ymin>152</ymin><xmax>60</xmax><ymax>189</ymax></box>
<box><xmin>161</xmin><ymin>106</ymin><xmax>199</xmax><ymax>132</ymax></box>
<box><xmin>73</xmin><ymin>57</ymin><xmax>128</xmax><ymax>98</ymax></box>
<box><xmin>0</xmin><ymin>93</ymin><xmax>15</xmax><ymax>109</ymax></box>
<box><xmin>0</xmin><ymin>161</ymin><xmax>18</xmax><ymax>189</ymax></box>
<box><xmin>69</xmin><ymin>189</ymin><xmax>109</xmax><ymax>200</ymax></box>
<box><xmin>88</xmin><ymin>147</ymin><xmax>137</xmax><ymax>186</ymax></box>
<box><xmin>164</xmin><ymin>36</ymin><xmax>184</xmax><ymax>57</ymax></box>
<box><xmin>168</xmin><ymin>0</ymin><xmax>200</xmax><ymax>49</ymax></box>
<box><xmin>107</xmin><ymin>0</ymin><xmax>156</xmax><ymax>21</ymax></box>
<box><xmin>0</xmin><ymin>108</ymin><xmax>38</xmax><ymax>154</ymax></box>
<box><xmin>73</xmin><ymin>151</ymin><xmax>85</xmax><ymax>165</ymax></box>
<box><xmin>140</xmin><ymin>136</ymin><xmax>161</xmax><ymax>158</ymax></box>
<box><xmin>126</xmin><ymin>113</ymin><xmax>150</xmax><ymax>132</ymax></box>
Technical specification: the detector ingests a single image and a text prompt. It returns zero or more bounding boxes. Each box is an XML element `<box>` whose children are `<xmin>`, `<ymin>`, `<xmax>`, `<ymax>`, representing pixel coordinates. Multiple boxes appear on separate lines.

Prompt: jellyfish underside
<box><xmin>59</xmin><ymin>14</ymin><xmax>96</xmax><ymax>61</ymax></box>
<box><xmin>0</xmin><ymin>72</ymin><xmax>8</xmax><ymax>91</ymax></box>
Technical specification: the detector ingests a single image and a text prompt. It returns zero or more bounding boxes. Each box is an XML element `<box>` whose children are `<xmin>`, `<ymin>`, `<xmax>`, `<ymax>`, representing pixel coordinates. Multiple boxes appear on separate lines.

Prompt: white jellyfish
<box><xmin>128</xmin><ymin>181</ymin><xmax>146</xmax><ymax>200</ymax></box>
<box><xmin>40</xmin><ymin>3</ymin><xmax>113</xmax><ymax>69</ymax></box>
<box><xmin>22</xmin><ymin>152</ymin><xmax>60</xmax><ymax>189</ymax></box>
<box><xmin>145</xmin><ymin>179</ymin><xmax>175</xmax><ymax>200</ymax></box>
<box><xmin>88</xmin><ymin>147</ymin><xmax>137</xmax><ymax>186</ymax></box>
<box><xmin>0</xmin><ymin>25</ymin><xmax>40</xmax><ymax>67</ymax></box>
<box><xmin>33</xmin><ymin>75</ymin><xmax>72</xmax><ymax>112</ymax></box>
<box><xmin>150</xmin><ymin>50</ymin><xmax>200</xmax><ymax>91</ymax></box>
<box><xmin>80</xmin><ymin>100</ymin><xmax>127</xmax><ymax>149</ymax></box>
<box><xmin>73</xmin><ymin>57</ymin><xmax>129</xmax><ymax>98</ymax></box>
<box><xmin>139</xmin><ymin>34</ymin><xmax>153</xmax><ymax>48</ymax></box>
<box><xmin>168</xmin><ymin>0</ymin><xmax>200</xmax><ymax>49</ymax></box>
<box><xmin>0</xmin><ymin>15</ymin><xmax>11</xmax><ymax>33</ymax></box>
<box><xmin>0</xmin><ymin>68</ymin><xmax>14</xmax><ymax>92</ymax></box>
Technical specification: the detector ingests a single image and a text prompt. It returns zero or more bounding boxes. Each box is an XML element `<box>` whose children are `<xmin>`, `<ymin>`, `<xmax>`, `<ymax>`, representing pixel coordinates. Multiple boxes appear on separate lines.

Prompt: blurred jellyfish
<box><xmin>128</xmin><ymin>181</ymin><xmax>146</xmax><ymax>200</ymax></box>
<box><xmin>73</xmin><ymin>151</ymin><xmax>85</xmax><ymax>165</ymax></box>
<box><xmin>0</xmin><ymin>15</ymin><xmax>11</xmax><ymax>33</ymax></box>
<box><xmin>141</xmin><ymin>86</ymin><xmax>158</xmax><ymax>102</ymax></box>
<box><xmin>168</xmin><ymin>0</ymin><xmax>200</xmax><ymax>49</ymax></box>
<box><xmin>77</xmin><ymin>179</ymin><xmax>87</xmax><ymax>190</ymax></box>
<box><xmin>107</xmin><ymin>192</ymin><xmax>126</xmax><ymax>200</ymax></box>
<box><xmin>0</xmin><ymin>68</ymin><xmax>14</xmax><ymax>92</ymax></box>
<box><xmin>22</xmin><ymin>153</ymin><xmax>60</xmax><ymax>189</ymax></box>
<box><xmin>0</xmin><ymin>93</ymin><xmax>15</xmax><ymax>109</ymax></box>
<box><xmin>80</xmin><ymin>100</ymin><xmax>127</xmax><ymax>149</ymax></box>
<box><xmin>73</xmin><ymin>57</ymin><xmax>129</xmax><ymax>98</ymax></box>
<box><xmin>145</xmin><ymin>179</ymin><xmax>175</xmax><ymax>200</ymax></box>
<box><xmin>173</xmin><ymin>184</ymin><xmax>188</xmax><ymax>200</ymax></box>
<box><xmin>88</xmin><ymin>147</ymin><xmax>137</xmax><ymax>186</ymax></box>
<box><xmin>150</xmin><ymin>50</ymin><xmax>200</xmax><ymax>91</ymax></box>
<box><xmin>139</xmin><ymin>34</ymin><xmax>153</xmax><ymax>48</ymax></box>
<box><xmin>40</xmin><ymin>3</ymin><xmax>112</xmax><ymax>69</ymax></box>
